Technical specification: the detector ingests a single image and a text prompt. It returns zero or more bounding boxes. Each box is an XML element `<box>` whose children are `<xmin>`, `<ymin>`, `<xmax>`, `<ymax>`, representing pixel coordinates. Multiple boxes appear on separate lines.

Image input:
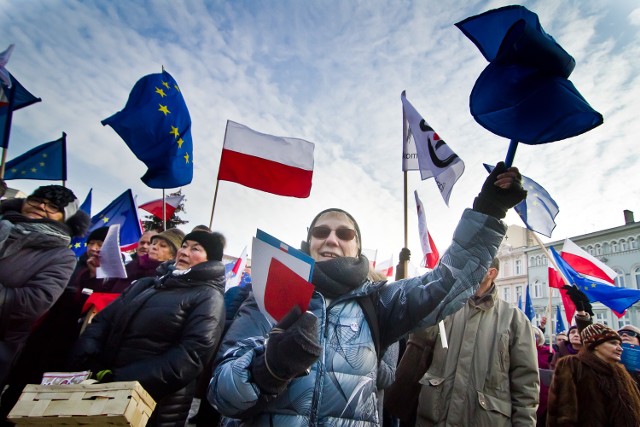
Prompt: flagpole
<box><xmin>162</xmin><ymin>189</ymin><xmax>166</xmax><ymax>231</ymax></box>
<box><xmin>401</xmin><ymin>92</ymin><xmax>409</xmax><ymax>279</ymax></box>
<box><xmin>210</xmin><ymin>121</ymin><xmax>230</xmax><ymax>229</ymax></box>
<box><xmin>531</xmin><ymin>232</ymin><xmax>572</xmax><ymax>349</ymax></box>
<box><xmin>0</xmin><ymin>148</ymin><xmax>7</xmax><ymax>178</ymax></box>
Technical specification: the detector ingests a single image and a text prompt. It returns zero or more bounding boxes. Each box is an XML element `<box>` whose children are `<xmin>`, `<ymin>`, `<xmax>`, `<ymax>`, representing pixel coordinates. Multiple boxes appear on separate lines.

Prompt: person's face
<box><xmin>21</xmin><ymin>196</ymin><xmax>64</xmax><ymax>222</ymax></box>
<box><xmin>175</xmin><ymin>240</ymin><xmax>208</xmax><ymax>270</ymax></box>
<box><xmin>594</xmin><ymin>339</ymin><xmax>623</xmax><ymax>364</ymax></box>
<box><xmin>569</xmin><ymin>328</ymin><xmax>582</xmax><ymax>347</ymax></box>
<box><xmin>137</xmin><ymin>231</ymin><xmax>157</xmax><ymax>256</ymax></box>
<box><xmin>556</xmin><ymin>334</ymin><xmax>567</xmax><ymax>346</ymax></box>
<box><xmin>86</xmin><ymin>240</ymin><xmax>103</xmax><ymax>258</ymax></box>
<box><xmin>148</xmin><ymin>238</ymin><xmax>175</xmax><ymax>262</ymax></box>
<box><xmin>308</xmin><ymin>212</ymin><xmax>359</xmax><ymax>262</ymax></box>
<box><xmin>618</xmin><ymin>329</ymin><xmax>640</xmax><ymax>346</ymax></box>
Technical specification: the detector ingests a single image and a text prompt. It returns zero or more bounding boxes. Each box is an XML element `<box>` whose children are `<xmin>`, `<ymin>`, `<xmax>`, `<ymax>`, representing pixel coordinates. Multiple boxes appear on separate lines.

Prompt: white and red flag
<box><xmin>561</xmin><ymin>238</ymin><xmax>616</xmax><ymax>284</ymax></box>
<box><xmin>414</xmin><ymin>190</ymin><xmax>440</xmax><ymax>269</ymax></box>
<box><xmin>375</xmin><ymin>254</ymin><xmax>394</xmax><ymax>278</ymax></box>
<box><xmin>138</xmin><ymin>194</ymin><xmax>185</xmax><ymax>221</ymax></box>
<box><xmin>218</xmin><ymin>120</ymin><xmax>315</xmax><ymax>198</ymax></box>
<box><xmin>225</xmin><ymin>246</ymin><xmax>248</xmax><ymax>291</ymax></box>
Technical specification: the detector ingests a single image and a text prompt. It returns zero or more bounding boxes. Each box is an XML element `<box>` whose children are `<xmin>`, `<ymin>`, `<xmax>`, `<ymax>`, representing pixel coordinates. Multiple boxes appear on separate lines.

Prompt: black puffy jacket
<box><xmin>70</xmin><ymin>260</ymin><xmax>226</xmax><ymax>426</ymax></box>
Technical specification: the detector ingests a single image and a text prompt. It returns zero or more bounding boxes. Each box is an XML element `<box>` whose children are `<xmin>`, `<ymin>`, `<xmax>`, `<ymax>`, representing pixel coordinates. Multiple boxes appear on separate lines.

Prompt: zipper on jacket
<box><xmin>308</xmin><ymin>293</ymin><xmax>327</xmax><ymax>426</ymax></box>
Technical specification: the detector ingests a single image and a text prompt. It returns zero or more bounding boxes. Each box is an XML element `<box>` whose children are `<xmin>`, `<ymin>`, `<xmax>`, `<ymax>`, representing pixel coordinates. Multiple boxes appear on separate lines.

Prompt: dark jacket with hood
<box><xmin>69</xmin><ymin>260</ymin><xmax>227</xmax><ymax>427</ymax></box>
<box><xmin>0</xmin><ymin>198</ymin><xmax>79</xmax><ymax>388</ymax></box>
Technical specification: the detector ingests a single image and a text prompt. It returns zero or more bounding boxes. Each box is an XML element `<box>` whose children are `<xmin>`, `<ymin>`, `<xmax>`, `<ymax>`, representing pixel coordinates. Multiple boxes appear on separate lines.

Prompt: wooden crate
<box><xmin>8</xmin><ymin>381</ymin><xmax>156</xmax><ymax>426</ymax></box>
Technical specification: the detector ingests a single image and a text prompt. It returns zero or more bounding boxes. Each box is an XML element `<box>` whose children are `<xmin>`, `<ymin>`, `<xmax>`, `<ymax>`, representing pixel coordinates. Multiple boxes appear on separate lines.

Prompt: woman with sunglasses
<box><xmin>0</xmin><ymin>185</ymin><xmax>89</xmax><ymax>394</ymax></box>
<box><xmin>209</xmin><ymin>163</ymin><xmax>526</xmax><ymax>427</ymax></box>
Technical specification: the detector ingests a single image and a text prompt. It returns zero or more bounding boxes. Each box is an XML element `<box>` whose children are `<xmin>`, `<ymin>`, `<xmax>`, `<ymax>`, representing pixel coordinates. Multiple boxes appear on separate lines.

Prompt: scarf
<box><xmin>312</xmin><ymin>255</ymin><xmax>369</xmax><ymax>299</ymax></box>
<box><xmin>577</xmin><ymin>348</ymin><xmax>640</xmax><ymax>425</ymax></box>
<box><xmin>0</xmin><ymin>212</ymin><xmax>71</xmax><ymax>259</ymax></box>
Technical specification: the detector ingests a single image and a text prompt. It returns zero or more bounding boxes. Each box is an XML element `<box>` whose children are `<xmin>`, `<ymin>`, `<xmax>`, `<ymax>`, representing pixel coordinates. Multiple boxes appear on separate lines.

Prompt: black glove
<box><xmin>251</xmin><ymin>306</ymin><xmax>322</xmax><ymax>394</ymax></box>
<box><xmin>563</xmin><ymin>285</ymin><xmax>594</xmax><ymax>316</ymax></box>
<box><xmin>473</xmin><ymin>162</ymin><xmax>527</xmax><ymax>219</ymax></box>
<box><xmin>399</xmin><ymin>248</ymin><xmax>411</xmax><ymax>263</ymax></box>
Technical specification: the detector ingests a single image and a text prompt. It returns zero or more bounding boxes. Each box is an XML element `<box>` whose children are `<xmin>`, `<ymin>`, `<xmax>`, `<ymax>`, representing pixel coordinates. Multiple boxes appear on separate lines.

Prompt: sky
<box><xmin>2</xmin><ymin>0</ymin><xmax>639</xmax><ymax>268</ymax></box>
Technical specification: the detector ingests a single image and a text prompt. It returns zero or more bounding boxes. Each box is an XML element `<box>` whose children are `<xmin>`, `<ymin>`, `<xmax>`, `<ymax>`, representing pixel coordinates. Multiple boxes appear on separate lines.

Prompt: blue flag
<box><xmin>484</xmin><ymin>164</ymin><xmax>559</xmax><ymax>237</ymax></box>
<box><xmin>102</xmin><ymin>70</ymin><xmax>193</xmax><ymax>189</ymax></box>
<box><xmin>524</xmin><ymin>284</ymin><xmax>535</xmax><ymax>321</ymax></box>
<box><xmin>1</xmin><ymin>73</ymin><xmax>42</xmax><ymax>149</ymax></box>
<box><xmin>550</xmin><ymin>247</ymin><xmax>640</xmax><ymax>315</ymax></box>
<box><xmin>74</xmin><ymin>190</ymin><xmax>142</xmax><ymax>255</ymax></box>
<box><xmin>517</xmin><ymin>293</ymin><xmax>523</xmax><ymax>311</ymax></box>
<box><xmin>4</xmin><ymin>133</ymin><xmax>66</xmax><ymax>180</ymax></box>
<box><xmin>69</xmin><ymin>189</ymin><xmax>93</xmax><ymax>257</ymax></box>
<box><xmin>456</xmin><ymin>5</ymin><xmax>602</xmax><ymax>145</ymax></box>
<box><xmin>555</xmin><ymin>305</ymin><xmax>566</xmax><ymax>334</ymax></box>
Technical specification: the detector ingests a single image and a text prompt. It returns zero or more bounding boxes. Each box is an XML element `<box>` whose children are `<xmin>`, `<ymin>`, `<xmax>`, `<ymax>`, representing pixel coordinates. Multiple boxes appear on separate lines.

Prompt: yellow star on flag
<box><xmin>170</xmin><ymin>126</ymin><xmax>179</xmax><ymax>138</ymax></box>
<box><xmin>184</xmin><ymin>152</ymin><xmax>190</xmax><ymax>163</ymax></box>
<box><xmin>177</xmin><ymin>138</ymin><xmax>184</xmax><ymax>148</ymax></box>
<box><xmin>174</xmin><ymin>84</ymin><xmax>180</xmax><ymax>91</ymax></box>
<box><xmin>155</xmin><ymin>87</ymin><xmax>167</xmax><ymax>97</ymax></box>
<box><xmin>31</xmin><ymin>168</ymin><xmax>37</xmax><ymax>173</ymax></box>
<box><xmin>158</xmin><ymin>104</ymin><xmax>170</xmax><ymax>115</ymax></box>
<box><xmin>39</xmin><ymin>162</ymin><xmax>45</xmax><ymax>167</ymax></box>
<box><xmin>74</xmin><ymin>242</ymin><xmax>81</xmax><ymax>248</ymax></box>
<box><xmin>102</xmin><ymin>217</ymin><xmax>109</xmax><ymax>223</ymax></box>
<box><xmin>42</xmin><ymin>153</ymin><xmax>48</xmax><ymax>158</ymax></box>
<box><xmin>162</xmin><ymin>81</ymin><xmax>170</xmax><ymax>89</ymax></box>
<box><xmin>10</xmin><ymin>168</ymin><xmax>16</xmax><ymax>173</ymax></box>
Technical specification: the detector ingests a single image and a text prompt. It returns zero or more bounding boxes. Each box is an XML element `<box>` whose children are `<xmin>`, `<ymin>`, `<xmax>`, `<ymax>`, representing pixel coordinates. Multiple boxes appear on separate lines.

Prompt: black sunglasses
<box><xmin>618</xmin><ymin>330</ymin><xmax>639</xmax><ymax>338</ymax></box>
<box><xmin>310</xmin><ymin>225</ymin><xmax>356</xmax><ymax>241</ymax></box>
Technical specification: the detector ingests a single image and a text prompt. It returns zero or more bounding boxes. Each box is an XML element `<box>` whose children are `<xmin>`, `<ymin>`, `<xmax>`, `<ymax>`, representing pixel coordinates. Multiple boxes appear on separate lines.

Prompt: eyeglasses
<box><xmin>26</xmin><ymin>196</ymin><xmax>61</xmax><ymax>214</ymax></box>
<box><xmin>618</xmin><ymin>330</ymin><xmax>639</xmax><ymax>338</ymax></box>
<box><xmin>310</xmin><ymin>225</ymin><xmax>357</xmax><ymax>241</ymax></box>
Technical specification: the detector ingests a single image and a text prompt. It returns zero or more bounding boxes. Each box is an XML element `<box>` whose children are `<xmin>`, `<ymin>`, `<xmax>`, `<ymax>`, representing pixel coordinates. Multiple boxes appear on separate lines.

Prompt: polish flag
<box><xmin>548</xmin><ymin>267</ymin><xmax>576</xmax><ymax>326</ymax></box>
<box><xmin>138</xmin><ymin>194</ymin><xmax>185</xmax><ymax>221</ymax></box>
<box><xmin>225</xmin><ymin>246</ymin><xmax>248</xmax><ymax>291</ymax></box>
<box><xmin>415</xmin><ymin>190</ymin><xmax>440</xmax><ymax>269</ymax></box>
<box><xmin>561</xmin><ymin>238</ymin><xmax>616</xmax><ymax>284</ymax></box>
<box><xmin>376</xmin><ymin>254</ymin><xmax>394</xmax><ymax>278</ymax></box>
<box><xmin>217</xmin><ymin>120</ymin><xmax>315</xmax><ymax>198</ymax></box>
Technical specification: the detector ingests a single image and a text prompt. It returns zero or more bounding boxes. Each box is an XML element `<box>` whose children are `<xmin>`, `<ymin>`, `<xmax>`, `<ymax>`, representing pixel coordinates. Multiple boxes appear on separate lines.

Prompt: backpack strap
<box><xmin>357</xmin><ymin>292</ymin><xmax>382</xmax><ymax>361</ymax></box>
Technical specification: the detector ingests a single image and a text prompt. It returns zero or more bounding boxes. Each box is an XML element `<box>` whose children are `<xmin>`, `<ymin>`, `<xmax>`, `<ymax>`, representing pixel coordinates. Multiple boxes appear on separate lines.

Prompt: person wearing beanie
<box><xmin>0</xmin><ymin>185</ymin><xmax>89</xmax><ymax>395</ymax></box>
<box><xmin>618</xmin><ymin>324</ymin><xmax>640</xmax><ymax>346</ymax></box>
<box><xmin>547</xmin><ymin>323</ymin><xmax>640</xmax><ymax>426</ymax></box>
<box><xmin>149</xmin><ymin>228</ymin><xmax>185</xmax><ymax>262</ymax></box>
<box><xmin>210</xmin><ymin>163</ymin><xmax>527</xmax><ymax>426</ymax></box>
<box><xmin>69</xmin><ymin>230</ymin><xmax>227</xmax><ymax>427</ymax></box>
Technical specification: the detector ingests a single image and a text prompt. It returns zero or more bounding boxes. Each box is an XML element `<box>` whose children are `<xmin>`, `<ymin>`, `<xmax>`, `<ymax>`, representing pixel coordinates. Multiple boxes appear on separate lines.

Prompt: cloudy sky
<box><xmin>2</xmin><ymin>0</ymin><xmax>639</xmax><ymax>266</ymax></box>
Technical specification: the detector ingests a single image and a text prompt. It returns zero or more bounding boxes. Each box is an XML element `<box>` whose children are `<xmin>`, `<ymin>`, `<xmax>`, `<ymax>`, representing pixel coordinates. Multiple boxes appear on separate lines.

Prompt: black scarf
<box><xmin>0</xmin><ymin>211</ymin><xmax>71</xmax><ymax>259</ymax></box>
<box><xmin>312</xmin><ymin>255</ymin><xmax>369</xmax><ymax>299</ymax></box>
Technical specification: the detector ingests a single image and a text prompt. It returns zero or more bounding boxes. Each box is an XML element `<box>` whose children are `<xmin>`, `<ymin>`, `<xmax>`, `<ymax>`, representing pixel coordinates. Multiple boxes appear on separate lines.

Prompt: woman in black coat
<box><xmin>69</xmin><ymin>230</ymin><xmax>227</xmax><ymax>427</ymax></box>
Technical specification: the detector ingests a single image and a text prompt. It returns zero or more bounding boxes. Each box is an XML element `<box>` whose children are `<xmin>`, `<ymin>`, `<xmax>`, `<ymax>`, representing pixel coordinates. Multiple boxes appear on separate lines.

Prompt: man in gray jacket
<box><xmin>412</xmin><ymin>258</ymin><xmax>539</xmax><ymax>426</ymax></box>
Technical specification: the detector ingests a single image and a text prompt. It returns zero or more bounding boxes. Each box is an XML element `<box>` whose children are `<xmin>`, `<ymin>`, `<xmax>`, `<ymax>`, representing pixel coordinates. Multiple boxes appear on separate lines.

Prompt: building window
<box><xmin>614</xmin><ymin>269</ymin><xmax>626</xmax><ymax>287</ymax></box>
<box><xmin>621</xmin><ymin>239</ymin><xmax>628</xmax><ymax>252</ymax></box>
<box><xmin>542</xmin><ymin>255</ymin><xmax>548</xmax><ymax>266</ymax></box>
<box><xmin>530</xmin><ymin>256</ymin><xmax>536</xmax><ymax>267</ymax></box>
<box><xmin>533</xmin><ymin>281</ymin><xmax>542</xmax><ymax>298</ymax></box>
<box><xmin>536</xmin><ymin>255</ymin><xmax>542</xmax><ymax>266</ymax></box>
<box><xmin>611</xmin><ymin>241</ymin><xmax>619</xmax><ymax>253</ymax></box>
<box><xmin>634</xmin><ymin>267</ymin><xmax>640</xmax><ymax>290</ymax></box>
<box><xmin>603</xmin><ymin>242</ymin><xmax>611</xmax><ymax>254</ymax></box>
<box><xmin>587</xmin><ymin>245</ymin><xmax>594</xmax><ymax>255</ymax></box>
<box><xmin>595</xmin><ymin>244</ymin><xmax>602</xmax><ymax>255</ymax></box>
<box><xmin>502</xmin><ymin>287</ymin><xmax>510</xmax><ymax>303</ymax></box>
<box><xmin>515</xmin><ymin>259</ymin><xmax>522</xmax><ymax>275</ymax></box>
<box><xmin>551</xmin><ymin>288</ymin><xmax>559</xmax><ymax>298</ymax></box>
<box><xmin>631</xmin><ymin>237</ymin><xmax>638</xmax><ymax>250</ymax></box>
<box><xmin>595</xmin><ymin>312</ymin><xmax>608</xmax><ymax>326</ymax></box>
<box><xmin>618</xmin><ymin>312</ymin><xmax>632</xmax><ymax>329</ymax></box>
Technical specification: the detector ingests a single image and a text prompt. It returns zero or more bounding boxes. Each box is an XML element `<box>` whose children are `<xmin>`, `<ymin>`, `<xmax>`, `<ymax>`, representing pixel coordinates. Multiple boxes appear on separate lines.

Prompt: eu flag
<box><xmin>102</xmin><ymin>70</ymin><xmax>193</xmax><ymax>189</ymax></box>
<box><xmin>456</xmin><ymin>5</ymin><xmax>602</xmax><ymax>145</ymax></box>
<box><xmin>72</xmin><ymin>190</ymin><xmax>142</xmax><ymax>256</ymax></box>
<box><xmin>555</xmin><ymin>305</ymin><xmax>566</xmax><ymax>334</ymax></box>
<box><xmin>524</xmin><ymin>284</ymin><xmax>535</xmax><ymax>322</ymax></box>
<box><xmin>484</xmin><ymin>164</ymin><xmax>559</xmax><ymax>237</ymax></box>
<box><xmin>1</xmin><ymin>73</ymin><xmax>42</xmax><ymax>149</ymax></box>
<box><xmin>69</xmin><ymin>189</ymin><xmax>92</xmax><ymax>257</ymax></box>
<box><xmin>4</xmin><ymin>133</ymin><xmax>66</xmax><ymax>181</ymax></box>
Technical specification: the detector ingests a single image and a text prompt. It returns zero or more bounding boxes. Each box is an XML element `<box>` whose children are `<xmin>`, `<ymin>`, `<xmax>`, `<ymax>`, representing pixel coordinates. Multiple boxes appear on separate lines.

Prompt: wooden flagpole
<box><xmin>209</xmin><ymin>121</ymin><xmax>229</xmax><ymax>229</ymax></box>
<box><xmin>162</xmin><ymin>189</ymin><xmax>166</xmax><ymax>231</ymax></box>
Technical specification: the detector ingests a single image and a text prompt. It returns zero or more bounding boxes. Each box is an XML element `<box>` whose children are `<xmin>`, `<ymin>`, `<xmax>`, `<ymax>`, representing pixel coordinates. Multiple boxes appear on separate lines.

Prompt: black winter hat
<box><xmin>183</xmin><ymin>231</ymin><xmax>226</xmax><ymax>261</ymax></box>
<box><xmin>87</xmin><ymin>227</ymin><xmax>109</xmax><ymax>243</ymax></box>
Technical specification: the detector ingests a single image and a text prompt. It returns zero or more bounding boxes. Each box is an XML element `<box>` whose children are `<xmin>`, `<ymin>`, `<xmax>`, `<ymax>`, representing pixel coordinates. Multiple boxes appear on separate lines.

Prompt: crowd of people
<box><xmin>1</xmin><ymin>164</ymin><xmax>640</xmax><ymax>427</ymax></box>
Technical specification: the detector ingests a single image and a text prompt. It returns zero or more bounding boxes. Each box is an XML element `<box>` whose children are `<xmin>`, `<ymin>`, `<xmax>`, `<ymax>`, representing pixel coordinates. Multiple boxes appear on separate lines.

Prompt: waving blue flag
<box><xmin>555</xmin><ymin>305</ymin><xmax>566</xmax><ymax>334</ymax></box>
<box><xmin>484</xmin><ymin>164</ymin><xmax>558</xmax><ymax>237</ymax></box>
<box><xmin>69</xmin><ymin>189</ymin><xmax>92</xmax><ymax>256</ymax></box>
<box><xmin>456</xmin><ymin>5</ymin><xmax>603</xmax><ymax>146</ymax></box>
<box><xmin>74</xmin><ymin>190</ymin><xmax>142</xmax><ymax>255</ymax></box>
<box><xmin>550</xmin><ymin>247</ymin><xmax>640</xmax><ymax>315</ymax></box>
<box><xmin>4</xmin><ymin>133</ymin><xmax>66</xmax><ymax>181</ymax></box>
<box><xmin>1</xmin><ymin>73</ymin><xmax>42</xmax><ymax>149</ymax></box>
<box><xmin>102</xmin><ymin>70</ymin><xmax>193</xmax><ymax>189</ymax></box>
<box><xmin>524</xmin><ymin>285</ymin><xmax>535</xmax><ymax>321</ymax></box>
